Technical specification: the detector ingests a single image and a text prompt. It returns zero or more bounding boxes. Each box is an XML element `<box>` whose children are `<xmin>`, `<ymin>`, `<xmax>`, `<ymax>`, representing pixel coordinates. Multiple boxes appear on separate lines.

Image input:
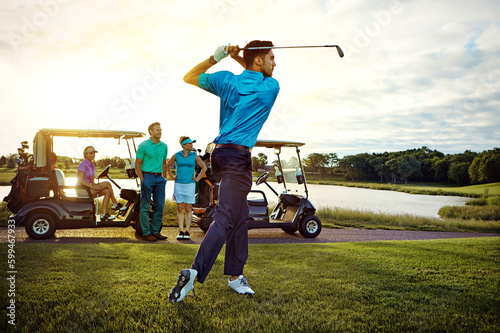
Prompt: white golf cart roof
<box><xmin>37</xmin><ymin>128</ymin><xmax>146</xmax><ymax>139</ymax></box>
<box><xmin>33</xmin><ymin>128</ymin><xmax>146</xmax><ymax>168</ymax></box>
<box><xmin>254</xmin><ymin>140</ymin><xmax>305</xmax><ymax>148</ymax></box>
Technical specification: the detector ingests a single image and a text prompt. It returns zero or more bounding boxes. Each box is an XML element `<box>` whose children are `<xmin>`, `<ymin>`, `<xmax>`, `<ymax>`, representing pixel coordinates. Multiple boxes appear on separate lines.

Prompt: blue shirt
<box><xmin>136</xmin><ymin>138</ymin><xmax>168</xmax><ymax>173</ymax></box>
<box><xmin>199</xmin><ymin>70</ymin><xmax>280</xmax><ymax>148</ymax></box>
<box><xmin>175</xmin><ymin>151</ymin><xmax>197</xmax><ymax>184</ymax></box>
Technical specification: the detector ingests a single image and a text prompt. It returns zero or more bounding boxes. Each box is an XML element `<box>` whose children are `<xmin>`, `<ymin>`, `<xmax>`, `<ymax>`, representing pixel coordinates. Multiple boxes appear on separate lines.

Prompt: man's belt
<box><xmin>215</xmin><ymin>143</ymin><xmax>252</xmax><ymax>152</ymax></box>
<box><xmin>143</xmin><ymin>171</ymin><xmax>162</xmax><ymax>175</ymax></box>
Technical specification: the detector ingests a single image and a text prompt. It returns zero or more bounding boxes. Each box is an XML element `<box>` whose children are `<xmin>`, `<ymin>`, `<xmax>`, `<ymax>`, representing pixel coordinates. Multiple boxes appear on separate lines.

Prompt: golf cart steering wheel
<box><xmin>96</xmin><ymin>164</ymin><xmax>111</xmax><ymax>179</ymax></box>
<box><xmin>255</xmin><ymin>172</ymin><xmax>270</xmax><ymax>186</ymax></box>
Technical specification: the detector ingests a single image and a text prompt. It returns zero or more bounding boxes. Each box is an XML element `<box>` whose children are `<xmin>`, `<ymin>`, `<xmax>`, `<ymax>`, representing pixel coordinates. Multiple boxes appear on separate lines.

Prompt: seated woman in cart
<box><xmin>77</xmin><ymin>146</ymin><xmax>123</xmax><ymax>221</ymax></box>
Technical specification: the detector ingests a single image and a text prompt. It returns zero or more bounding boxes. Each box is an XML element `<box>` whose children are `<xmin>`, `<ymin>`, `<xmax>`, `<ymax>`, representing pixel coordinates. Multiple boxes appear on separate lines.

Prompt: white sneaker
<box><xmin>168</xmin><ymin>269</ymin><xmax>197</xmax><ymax>303</ymax></box>
<box><xmin>228</xmin><ymin>275</ymin><xmax>255</xmax><ymax>295</ymax></box>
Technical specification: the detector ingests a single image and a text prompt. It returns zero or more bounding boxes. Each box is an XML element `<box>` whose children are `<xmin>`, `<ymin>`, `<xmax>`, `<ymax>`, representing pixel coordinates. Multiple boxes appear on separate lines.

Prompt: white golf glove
<box><xmin>213</xmin><ymin>43</ymin><xmax>231</xmax><ymax>62</ymax></box>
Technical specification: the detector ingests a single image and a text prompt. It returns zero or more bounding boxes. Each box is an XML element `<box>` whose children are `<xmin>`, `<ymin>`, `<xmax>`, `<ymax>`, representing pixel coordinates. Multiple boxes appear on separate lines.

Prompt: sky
<box><xmin>0</xmin><ymin>0</ymin><xmax>499</xmax><ymax>160</ymax></box>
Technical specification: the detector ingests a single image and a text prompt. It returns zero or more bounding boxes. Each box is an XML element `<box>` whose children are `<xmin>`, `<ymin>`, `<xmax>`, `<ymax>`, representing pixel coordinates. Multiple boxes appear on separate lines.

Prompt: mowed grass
<box><xmin>0</xmin><ymin>168</ymin><xmax>16</xmax><ymax>185</ymax></box>
<box><xmin>398</xmin><ymin>182</ymin><xmax>500</xmax><ymax>196</ymax></box>
<box><xmin>1</xmin><ymin>238</ymin><xmax>499</xmax><ymax>332</ymax></box>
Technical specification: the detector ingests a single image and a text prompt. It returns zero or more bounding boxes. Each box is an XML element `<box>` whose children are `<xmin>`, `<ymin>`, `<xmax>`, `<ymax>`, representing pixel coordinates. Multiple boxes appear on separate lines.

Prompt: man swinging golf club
<box><xmin>168</xmin><ymin>40</ymin><xmax>279</xmax><ymax>302</ymax></box>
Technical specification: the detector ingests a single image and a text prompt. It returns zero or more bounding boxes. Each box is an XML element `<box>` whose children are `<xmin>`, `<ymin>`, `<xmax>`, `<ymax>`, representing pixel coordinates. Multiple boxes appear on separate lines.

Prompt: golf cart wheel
<box><xmin>25</xmin><ymin>212</ymin><xmax>58</xmax><ymax>239</ymax></box>
<box><xmin>299</xmin><ymin>215</ymin><xmax>322</xmax><ymax>238</ymax></box>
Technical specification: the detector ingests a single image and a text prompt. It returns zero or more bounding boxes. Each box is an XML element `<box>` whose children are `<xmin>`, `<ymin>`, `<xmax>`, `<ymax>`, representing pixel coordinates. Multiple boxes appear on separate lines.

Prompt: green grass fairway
<box><xmin>1</xmin><ymin>238</ymin><xmax>498</xmax><ymax>332</ymax></box>
<box><xmin>0</xmin><ymin>168</ymin><xmax>16</xmax><ymax>185</ymax></box>
<box><xmin>398</xmin><ymin>182</ymin><xmax>500</xmax><ymax>196</ymax></box>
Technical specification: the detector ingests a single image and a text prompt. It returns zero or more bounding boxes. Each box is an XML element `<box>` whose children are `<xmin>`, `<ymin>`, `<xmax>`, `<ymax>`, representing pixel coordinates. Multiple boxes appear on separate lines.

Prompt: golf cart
<box><xmin>194</xmin><ymin>140</ymin><xmax>322</xmax><ymax>238</ymax></box>
<box><xmin>4</xmin><ymin>128</ymin><xmax>146</xmax><ymax>239</ymax></box>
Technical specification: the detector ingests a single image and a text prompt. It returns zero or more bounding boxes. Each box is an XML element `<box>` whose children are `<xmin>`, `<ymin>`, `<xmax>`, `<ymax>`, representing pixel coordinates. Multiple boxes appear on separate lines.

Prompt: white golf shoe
<box><xmin>168</xmin><ymin>269</ymin><xmax>197</xmax><ymax>303</ymax></box>
<box><xmin>228</xmin><ymin>275</ymin><xmax>255</xmax><ymax>295</ymax></box>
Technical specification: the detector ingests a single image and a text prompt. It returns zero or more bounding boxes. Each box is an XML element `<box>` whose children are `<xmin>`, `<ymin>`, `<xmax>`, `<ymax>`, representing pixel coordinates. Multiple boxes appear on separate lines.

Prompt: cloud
<box><xmin>0</xmin><ymin>0</ymin><xmax>498</xmax><ymax>159</ymax></box>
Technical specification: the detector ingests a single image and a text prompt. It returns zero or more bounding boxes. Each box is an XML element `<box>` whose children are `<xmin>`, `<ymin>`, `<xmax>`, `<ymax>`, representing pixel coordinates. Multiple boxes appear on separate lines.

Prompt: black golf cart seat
<box><xmin>247</xmin><ymin>190</ymin><xmax>268</xmax><ymax>222</ymax></box>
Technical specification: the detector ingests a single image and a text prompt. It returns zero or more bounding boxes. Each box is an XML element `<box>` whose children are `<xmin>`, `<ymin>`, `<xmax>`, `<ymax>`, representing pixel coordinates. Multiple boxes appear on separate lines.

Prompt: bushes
<box><xmin>439</xmin><ymin>203</ymin><xmax>500</xmax><ymax>221</ymax></box>
<box><xmin>440</xmin><ymin>193</ymin><xmax>500</xmax><ymax>221</ymax></box>
<box><xmin>466</xmin><ymin>198</ymin><xmax>488</xmax><ymax>206</ymax></box>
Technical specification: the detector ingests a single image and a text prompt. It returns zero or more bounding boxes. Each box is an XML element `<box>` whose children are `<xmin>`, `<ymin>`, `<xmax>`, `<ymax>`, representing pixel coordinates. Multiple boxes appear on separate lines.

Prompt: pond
<box><xmin>1</xmin><ymin>178</ymin><xmax>469</xmax><ymax>218</ymax></box>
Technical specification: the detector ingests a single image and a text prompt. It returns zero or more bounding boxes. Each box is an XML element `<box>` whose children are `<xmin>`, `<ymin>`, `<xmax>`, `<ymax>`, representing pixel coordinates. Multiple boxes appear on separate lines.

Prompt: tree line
<box><xmin>308</xmin><ymin>147</ymin><xmax>499</xmax><ymax>185</ymax></box>
<box><xmin>251</xmin><ymin>147</ymin><xmax>500</xmax><ymax>185</ymax></box>
<box><xmin>3</xmin><ymin>146</ymin><xmax>499</xmax><ymax>186</ymax></box>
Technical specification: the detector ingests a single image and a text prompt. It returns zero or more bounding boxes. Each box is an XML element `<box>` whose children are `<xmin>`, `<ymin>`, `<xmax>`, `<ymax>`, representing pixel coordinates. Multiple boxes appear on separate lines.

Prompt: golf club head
<box><xmin>335</xmin><ymin>46</ymin><xmax>344</xmax><ymax>58</ymax></box>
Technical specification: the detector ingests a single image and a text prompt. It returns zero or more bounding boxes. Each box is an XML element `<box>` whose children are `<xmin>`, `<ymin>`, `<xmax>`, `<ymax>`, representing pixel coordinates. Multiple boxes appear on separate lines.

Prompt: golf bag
<box><xmin>3</xmin><ymin>174</ymin><xmax>26</xmax><ymax>213</ymax></box>
<box><xmin>3</xmin><ymin>141</ymin><xmax>37</xmax><ymax>213</ymax></box>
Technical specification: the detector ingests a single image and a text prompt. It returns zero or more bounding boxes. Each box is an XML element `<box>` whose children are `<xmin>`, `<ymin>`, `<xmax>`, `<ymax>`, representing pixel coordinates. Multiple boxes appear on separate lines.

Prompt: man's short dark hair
<box><xmin>243</xmin><ymin>40</ymin><xmax>273</xmax><ymax>68</ymax></box>
<box><xmin>148</xmin><ymin>122</ymin><xmax>161</xmax><ymax>135</ymax></box>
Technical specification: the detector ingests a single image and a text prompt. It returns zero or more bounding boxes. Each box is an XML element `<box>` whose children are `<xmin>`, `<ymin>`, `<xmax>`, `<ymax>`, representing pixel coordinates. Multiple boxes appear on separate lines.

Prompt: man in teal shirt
<box><xmin>136</xmin><ymin>122</ymin><xmax>168</xmax><ymax>241</ymax></box>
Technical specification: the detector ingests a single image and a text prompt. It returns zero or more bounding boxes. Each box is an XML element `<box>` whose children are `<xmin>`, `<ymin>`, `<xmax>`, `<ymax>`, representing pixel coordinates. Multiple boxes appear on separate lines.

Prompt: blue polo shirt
<box><xmin>136</xmin><ymin>138</ymin><xmax>168</xmax><ymax>173</ymax></box>
<box><xmin>198</xmin><ymin>70</ymin><xmax>280</xmax><ymax>148</ymax></box>
<box><xmin>175</xmin><ymin>151</ymin><xmax>197</xmax><ymax>183</ymax></box>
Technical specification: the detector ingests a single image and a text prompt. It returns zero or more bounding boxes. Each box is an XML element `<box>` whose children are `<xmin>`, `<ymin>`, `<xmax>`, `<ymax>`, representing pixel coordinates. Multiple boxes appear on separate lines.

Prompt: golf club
<box><xmin>245</xmin><ymin>44</ymin><xmax>344</xmax><ymax>58</ymax></box>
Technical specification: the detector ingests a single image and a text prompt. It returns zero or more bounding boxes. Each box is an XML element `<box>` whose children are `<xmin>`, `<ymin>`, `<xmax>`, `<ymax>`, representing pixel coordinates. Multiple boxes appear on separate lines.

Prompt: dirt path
<box><xmin>1</xmin><ymin>226</ymin><xmax>498</xmax><ymax>244</ymax></box>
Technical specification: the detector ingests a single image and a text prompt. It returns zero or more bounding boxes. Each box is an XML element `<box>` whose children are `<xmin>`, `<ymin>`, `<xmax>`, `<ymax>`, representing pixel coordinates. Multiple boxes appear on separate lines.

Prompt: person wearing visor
<box><xmin>167</xmin><ymin>136</ymin><xmax>207</xmax><ymax>240</ymax></box>
<box><xmin>77</xmin><ymin>146</ymin><xmax>123</xmax><ymax>221</ymax></box>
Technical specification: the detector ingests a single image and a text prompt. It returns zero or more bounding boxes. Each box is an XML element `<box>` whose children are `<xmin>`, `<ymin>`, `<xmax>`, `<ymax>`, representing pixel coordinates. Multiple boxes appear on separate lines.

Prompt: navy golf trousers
<box><xmin>192</xmin><ymin>148</ymin><xmax>252</xmax><ymax>283</ymax></box>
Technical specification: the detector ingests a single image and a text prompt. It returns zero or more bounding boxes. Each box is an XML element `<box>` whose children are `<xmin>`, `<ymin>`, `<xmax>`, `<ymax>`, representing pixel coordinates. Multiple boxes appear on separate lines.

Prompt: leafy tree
<box><xmin>96</xmin><ymin>156</ymin><xmax>127</xmax><ymax>169</ymax></box>
<box><xmin>6</xmin><ymin>154</ymin><xmax>17</xmax><ymax>169</ymax></box>
<box><xmin>469</xmin><ymin>157</ymin><xmax>480</xmax><ymax>184</ymax></box>
<box><xmin>304</xmin><ymin>153</ymin><xmax>328</xmax><ymax>180</ymax></box>
<box><xmin>469</xmin><ymin>148</ymin><xmax>500</xmax><ymax>184</ymax></box>
<box><xmin>251</xmin><ymin>157</ymin><xmax>260</xmax><ymax>171</ymax></box>
<box><xmin>412</xmin><ymin>146</ymin><xmax>444</xmax><ymax>181</ymax></box>
<box><xmin>339</xmin><ymin>154</ymin><xmax>367</xmax><ymax>181</ymax></box>
<box><xmin>370</xmin><ymin>156</ymin><xmax>390</xmax><ymax>182</ymax></box>
<box><xmin>431</xmin><ymin>156</ymin><xmax>449</xmax><ymax>182</ymax></box>
<box><xmin>0</xmin><ymin>155</ymin><xmax>6</xmax><ymax>167</ymax></box>
<box><xmin>326</xmin><ymin>153</ymin><xmax>338</xmax><ymax>179</ymax></box>
<box><xmin>450</xmin><ymin>150</ymin><xmax>477</xmax><ymax>164</ymax></box>
<box><xmin>448</xmin><ymin>162</ymin><xmax>470</xmax><ymax>185</ymax></box>
<box><xmin>443</xmin><ymin>150</ymin><xmax>476</xmax><ymax>185</ymax></box>
<box><xmin>252</xmin><ymin>153</ymin><xmax>268</xmax><ymax>171</ymax></box>
<box><xmin>386</xmin><ymin>155</ymin><xmax>422</xmax><ymax>183</ymax></box>
<box><xmin>288</xmin><ymin>156</ymin><xmax>299</xmax><ymax>168</ymax></box>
